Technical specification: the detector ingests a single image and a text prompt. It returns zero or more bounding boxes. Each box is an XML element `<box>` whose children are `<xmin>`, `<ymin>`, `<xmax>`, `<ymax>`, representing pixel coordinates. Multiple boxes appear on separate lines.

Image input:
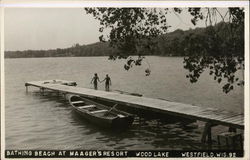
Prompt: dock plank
<box><xmin>196</xmin><ymin>111</ymin><xmax>240</xmax><ymax>121</ymax></box>
<box><xmin>222</xmin><ymin>115</ymin><xmax>244</xmax><ymax>123</ymax></box>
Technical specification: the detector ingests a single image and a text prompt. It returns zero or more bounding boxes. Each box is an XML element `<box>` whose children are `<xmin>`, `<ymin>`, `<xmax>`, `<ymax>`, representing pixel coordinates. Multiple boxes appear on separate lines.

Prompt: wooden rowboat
<box><xmin>68</xmin><ymin>95</ymin><xmax>134</xmax><ymax>129</ymax></box>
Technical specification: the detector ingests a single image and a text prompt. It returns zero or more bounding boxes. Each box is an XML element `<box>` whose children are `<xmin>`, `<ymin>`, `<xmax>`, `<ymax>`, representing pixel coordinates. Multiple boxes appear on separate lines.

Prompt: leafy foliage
<box><xmin>85</xmin><ymin>8</ymin><xmax>174</xmax><ymax>72</ymax></box>
<box><xmin>182</xmin><ymin>8</ymin><xmax>244</xmax><ymax>93</ymax></box>
<box><xmin>183</xmin><ymin>22</ymin><xmax>244</xmax><ymax>93</ymax></box>
<box><xmin>85</xmin><ymin>7</ymin><xmax>245</xmax><ymax>93</ymax></box>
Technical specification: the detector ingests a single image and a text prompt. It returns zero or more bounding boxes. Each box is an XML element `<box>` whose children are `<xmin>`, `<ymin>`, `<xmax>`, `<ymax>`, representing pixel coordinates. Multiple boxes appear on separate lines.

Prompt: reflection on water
<box><xmin>5</xmin><ymin>57</ymin><xmax>244</xmax><ymax>150</ymax></box>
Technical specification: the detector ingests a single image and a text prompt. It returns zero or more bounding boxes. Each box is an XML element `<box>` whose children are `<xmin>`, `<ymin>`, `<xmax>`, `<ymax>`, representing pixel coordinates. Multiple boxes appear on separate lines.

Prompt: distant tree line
<box><xmin>5</xmin><ymin>22</ymin><xmax>241</xmax><ymax>59</ymax></box>
<box><xmin>5</xmin><ymin>42</ymin><xmax>114</xmax><ymax>58</ymax></box>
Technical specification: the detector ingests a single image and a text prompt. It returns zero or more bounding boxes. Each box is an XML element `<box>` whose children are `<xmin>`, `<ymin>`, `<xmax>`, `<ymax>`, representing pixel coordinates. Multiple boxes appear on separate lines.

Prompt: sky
<box><xmin>4</xmin><ymin>8</ymin><xmax>100</xmax><ymax>51</ymax></box>
<box><xmin>4</xmin><ymin>7</ymin><xmax>228</xmax><ymax>51</ymax></box>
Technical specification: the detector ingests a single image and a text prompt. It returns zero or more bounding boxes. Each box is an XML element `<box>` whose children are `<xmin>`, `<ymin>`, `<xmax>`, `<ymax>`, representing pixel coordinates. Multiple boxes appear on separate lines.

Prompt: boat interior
<box><xmin>71</xmin><ymin>98</ymin><xmax>121</xmax><ymax>118</ymax></box>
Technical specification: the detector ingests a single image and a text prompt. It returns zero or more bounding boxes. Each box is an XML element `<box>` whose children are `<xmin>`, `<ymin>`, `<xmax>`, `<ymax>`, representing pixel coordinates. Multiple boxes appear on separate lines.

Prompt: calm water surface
<box><xmin>5</xmin><ymin>57</ymin><xmax>244</xmax><ymax>150</ymax></box>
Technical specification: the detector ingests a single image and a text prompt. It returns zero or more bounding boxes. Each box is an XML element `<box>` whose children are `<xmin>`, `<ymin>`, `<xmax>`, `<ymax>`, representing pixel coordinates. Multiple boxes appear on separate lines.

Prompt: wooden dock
<box><xmin>25</xmin><ymin>79</ymin><xmax>244</xmax><ymax>143</ymax></box>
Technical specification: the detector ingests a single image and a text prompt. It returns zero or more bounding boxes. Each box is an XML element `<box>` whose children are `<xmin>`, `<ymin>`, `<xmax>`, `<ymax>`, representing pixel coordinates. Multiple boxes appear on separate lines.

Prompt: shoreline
<box><xmin>4</xmin><ymin>55</ymin><xmax>184</xmax><ymax>59</ymax></box>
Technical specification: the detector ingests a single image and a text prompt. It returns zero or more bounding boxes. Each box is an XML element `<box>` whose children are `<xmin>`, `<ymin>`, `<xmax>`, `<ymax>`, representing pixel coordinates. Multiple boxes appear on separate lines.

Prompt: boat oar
<box><xmin>108</xmin><ymin>104</ymin><xmax>118</xmax><ymax>113</ymax></box>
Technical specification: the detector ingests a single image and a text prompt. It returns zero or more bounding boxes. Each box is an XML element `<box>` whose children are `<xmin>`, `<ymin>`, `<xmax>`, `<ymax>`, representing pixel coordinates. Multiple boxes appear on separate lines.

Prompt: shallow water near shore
<box><xmin>5</xmin><ymin>56</ymin><xmax>244</xmax><ymax>150</ymax></box>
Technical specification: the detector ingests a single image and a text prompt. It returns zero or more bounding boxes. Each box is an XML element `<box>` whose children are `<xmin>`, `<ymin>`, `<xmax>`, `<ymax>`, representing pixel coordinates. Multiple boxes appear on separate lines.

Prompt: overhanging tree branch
<box><xmin>85</xmin><ymin>7</ymin><xmax>244</xmax><ymax>93</ymax></box>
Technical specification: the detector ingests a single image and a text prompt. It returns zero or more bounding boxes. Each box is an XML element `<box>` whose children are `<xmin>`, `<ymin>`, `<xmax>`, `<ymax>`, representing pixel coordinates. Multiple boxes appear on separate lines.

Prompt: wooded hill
<box><xmin>5</xmin><ymin>22</ymin><xmax>242</xmax><ymax>58</ymax></box>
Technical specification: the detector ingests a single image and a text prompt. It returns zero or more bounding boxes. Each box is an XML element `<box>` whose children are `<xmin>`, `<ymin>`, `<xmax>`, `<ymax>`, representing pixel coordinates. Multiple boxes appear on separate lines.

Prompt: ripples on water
<box><xmin>5</xmin><ymin>57</ymin><xmax>244</xmax><ymax>150</ymax></box>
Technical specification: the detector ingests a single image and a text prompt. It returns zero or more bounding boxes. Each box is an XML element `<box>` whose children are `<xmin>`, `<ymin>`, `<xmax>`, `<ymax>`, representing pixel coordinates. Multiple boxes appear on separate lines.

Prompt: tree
<box><xmin>85</xmin><ymin>7</ymin><xmax>244</xmax><ymax>93</ymax></box>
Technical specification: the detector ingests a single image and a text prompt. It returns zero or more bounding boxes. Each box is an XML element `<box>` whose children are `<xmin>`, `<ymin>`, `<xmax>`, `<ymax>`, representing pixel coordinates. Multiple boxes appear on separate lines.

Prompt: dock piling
<box><xmin>25</xmin><ymin>83</ymin><xmax>28</xmax><ymax>92</ymax></box>
<box><xmin>201</xmin><ymin>122</ymin><xmax>217</xmax><ymax>144</ymax></box>
<box><xmin>217</xmin><ymin>132</ymin><xmax>243</xmax><ymax>149</ymax></box>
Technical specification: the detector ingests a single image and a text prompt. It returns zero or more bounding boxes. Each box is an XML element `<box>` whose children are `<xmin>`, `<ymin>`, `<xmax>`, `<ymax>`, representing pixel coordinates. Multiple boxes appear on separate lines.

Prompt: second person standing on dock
<box><xmin>102</xmin><ymin>74</ymin><xmax>112</xmax><ymax>91</ymax></box>
<box><xmin>91</xmin><ymin>73</ymin><xmax>101</xmax><ymax>90</ymax></box>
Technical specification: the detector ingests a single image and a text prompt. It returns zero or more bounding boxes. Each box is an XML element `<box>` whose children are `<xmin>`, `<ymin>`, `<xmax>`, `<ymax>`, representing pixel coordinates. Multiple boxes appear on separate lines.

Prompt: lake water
<box><xmin>4</xmin><ymin>56</ymin><xmax>244</xmax><ymax>150</ymax></box>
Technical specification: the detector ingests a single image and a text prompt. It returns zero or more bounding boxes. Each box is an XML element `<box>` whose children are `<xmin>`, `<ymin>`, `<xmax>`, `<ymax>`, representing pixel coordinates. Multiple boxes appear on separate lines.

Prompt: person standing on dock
<box><xmin>102</xmin><ymin>74</ymin><xmax>112</xmax><ymax>91</ymax></box>
<box><xmin>91</xmin><ymin>73</ymin><xmax>101</xmax><ymax>90</ymax></box>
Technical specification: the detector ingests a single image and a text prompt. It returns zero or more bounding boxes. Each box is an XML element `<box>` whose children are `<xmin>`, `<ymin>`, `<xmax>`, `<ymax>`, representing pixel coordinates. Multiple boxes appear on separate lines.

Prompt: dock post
<box><xmin>201</xmin><ymin>122</ymin><xmax>210</xmax><ymax>143</ymax></box>
<box><xmin>40</xmin><ymin>87</ymin><xmax>45</xmax><ymax>95</ymax></box>
<box><xmin>25</xmin><ymin>83</ymin><xmax>28</xmax><ymax>92</ymax></box>
<box><xmin>207</xmin><ymin>125</ymin><xmax>212</xmax><ymax>144</ymax></box>
<box><xmin>201</xmin><ymin>122</ymin><xmax>216</xmax><ymax>144</ymax></box>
